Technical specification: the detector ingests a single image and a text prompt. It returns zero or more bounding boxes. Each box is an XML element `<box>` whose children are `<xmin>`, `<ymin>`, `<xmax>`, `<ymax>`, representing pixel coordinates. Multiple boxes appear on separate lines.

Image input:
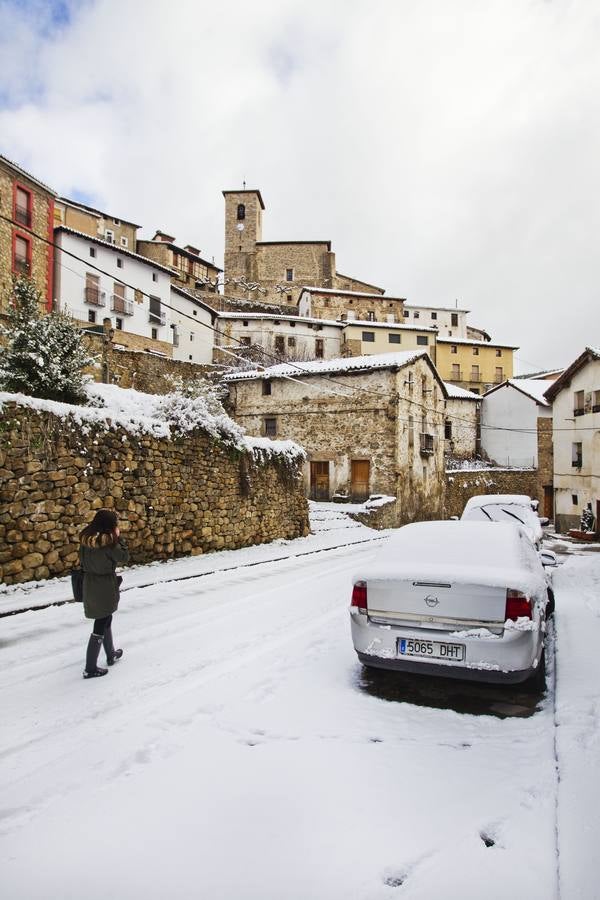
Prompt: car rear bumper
<box><xmin>356</xmin><ymin>651</ymin><xmax>535</xmax><ymax>684</ymax></box>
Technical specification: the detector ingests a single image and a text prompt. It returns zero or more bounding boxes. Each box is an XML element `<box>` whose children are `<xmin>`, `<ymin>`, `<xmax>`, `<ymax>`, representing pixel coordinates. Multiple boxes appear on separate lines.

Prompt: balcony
<box><xmin>449</xmin><ymin>370</ymin><xmax>463</xmax><ymax>381</ymax></box>
<box><xmin>574</xmin><ymin>408</ymin><xmax>585</xmax><ymax>417</ymax></box>
<box><xmin>111</xmin><ymin>295</ymin><xmax>134</xmax><ymax>316</ymax></box>
<box><xmin>14</xmin><ymin>257</ymin><xmax>30</xmax><ymax>276</ymax></box>
<box><xmin>419</xmin><ymin>432</ymin><xmax>435</xmax><ymax>456</ymax></box>
<box><xmin>470</xmin><ymin>372</ymin><xmax>482</xmax><ymax>383</ymax></box>
<box><xmin>494</xmin><ymin>374</ymin><xmax>504</xmax><ymax>383</ymax></box>
<box><xmin>15</xmin><ymin>207</ymin><xmax>32</xmax><ymax>228</ymax></box>
<box><xmin>85</xmin><ymin>286</ymin><xmax>106</xmax><ymax>306</ymax></box>
<box><xmin>149</xmin><ymin>309</ymin><xmax>166</xmax><ymax>326</ymax></box>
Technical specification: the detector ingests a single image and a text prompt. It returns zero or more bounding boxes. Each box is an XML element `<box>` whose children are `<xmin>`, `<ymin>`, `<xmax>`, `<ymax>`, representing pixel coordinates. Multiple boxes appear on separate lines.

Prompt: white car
<box><xmin>350</xmin><ymin>521</ymin><xmax>550</xmax><ymax>686</ymax></box>
<box><xmin>460</xmin><ymin>494</ymin><xmax>544</xmax><ymax>548</ymax></box>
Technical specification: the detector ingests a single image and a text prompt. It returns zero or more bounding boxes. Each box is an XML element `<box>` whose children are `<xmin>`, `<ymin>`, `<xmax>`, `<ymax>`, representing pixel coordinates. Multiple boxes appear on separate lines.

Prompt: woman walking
<box><xmin>80</xmin><ymin>509</ymin><xmax>129</xmax><ymax>679</ymax></box>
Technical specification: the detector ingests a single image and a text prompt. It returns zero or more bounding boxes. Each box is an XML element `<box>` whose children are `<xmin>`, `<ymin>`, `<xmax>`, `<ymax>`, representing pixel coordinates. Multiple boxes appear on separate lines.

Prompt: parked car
<box><xmin>350</xmin><ymin>521</ymin><xmax>551</xmax><ymax>686</ymax></box>
<box><xmin>460</xmin><ymin>494</ymin><xmax>545</xmax><ymax>548</ymax></box>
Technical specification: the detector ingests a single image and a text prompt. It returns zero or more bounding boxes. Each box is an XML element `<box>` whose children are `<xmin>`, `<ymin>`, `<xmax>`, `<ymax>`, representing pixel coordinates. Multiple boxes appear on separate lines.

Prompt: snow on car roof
<box><xmin>353</xmin><ymin>521</ymin><xmax>544</xmax><ymax>595</ymax></box>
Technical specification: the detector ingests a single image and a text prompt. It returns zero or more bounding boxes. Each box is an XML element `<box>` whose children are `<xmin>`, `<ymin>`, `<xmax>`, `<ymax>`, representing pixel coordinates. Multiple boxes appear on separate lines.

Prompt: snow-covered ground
<box><xmin>0</xmin><ymin>507</ymin><xmax>597</xmax><ymax>899</ymax></box>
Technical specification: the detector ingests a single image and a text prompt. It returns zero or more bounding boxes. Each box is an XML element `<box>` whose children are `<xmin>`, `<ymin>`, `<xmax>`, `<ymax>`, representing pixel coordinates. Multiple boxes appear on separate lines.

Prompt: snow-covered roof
<box><xmin>544</xmin><ymin>347</ymin><xmax>600</xmax><ymax>402</ymax></box>
<box><xmin>223</xmin><ymin>350</ymin><xmax>430</xmax><ymax>382</ymax></box>
<box><xmin>170</xmin><ymin>284</ymin><xmax>217</xmax><ymax>319</ymax></box>
<box><xmin>404</xmin><ymin>304</ymin><xmax>470</xmax><ymax>314</ymax></box>
<box><xmin>216</xmin><ymin>312</ymin><xmax>342</xmax><ymax>327</ymax></box>
<box><xmin>508</xmin><ymin>378</ymin><xmax>554</xmax><ymax>405</ymax></box>
<box><xmin>299</xmin><ymin>286</ymin><xmax>395</xmax><ymax>300</ymax></box>
<box><xmin>513</xmin><ymin>368</ymin><xmax>564</xmax><ymax>380</ymax></box>
<box><xmin>55</xmin><ymin>226</ymin><xmax>175</xmax><ymax>275</ymax></box>
<box><xmin>437</xmin><ymin>336</ymin><xmax>519</xmax><ymax>349</ymax></box>
<box><xmin>342</xmin><ymin>319</ymin><xmax>437</xmax><ymax>333</ymax></box>
<box><xmin>443</xmin><ymin>382</ymin><xmax>482</xmax><ymax>401</ymax></box>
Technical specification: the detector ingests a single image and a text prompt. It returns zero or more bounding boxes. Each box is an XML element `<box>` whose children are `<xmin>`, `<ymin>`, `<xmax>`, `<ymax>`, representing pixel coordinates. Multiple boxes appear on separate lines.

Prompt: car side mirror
<box><xmin>539</xmin><ymin>550</ymin><xmax>558</xmax><ymax>567</ymax></box>
<box><xmin>449</xmin><ymin>516</ymin><xmax>459</xmax><ymax>521</ymax></box>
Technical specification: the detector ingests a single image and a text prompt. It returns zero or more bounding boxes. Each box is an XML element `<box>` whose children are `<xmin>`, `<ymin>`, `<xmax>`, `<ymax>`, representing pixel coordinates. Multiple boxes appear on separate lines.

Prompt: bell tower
<box><xmin>222</xmin><ymin>189</ymin><xmax>264</xmax><ymax>292</ymax></box>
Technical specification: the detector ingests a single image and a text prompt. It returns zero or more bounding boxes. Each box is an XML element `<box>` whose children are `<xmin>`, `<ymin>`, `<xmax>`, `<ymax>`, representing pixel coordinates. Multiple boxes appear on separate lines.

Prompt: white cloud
<box><xmin>1</xmin><ymin>0</ymin><xmax>598</xmax><ymax>369</ymax></box>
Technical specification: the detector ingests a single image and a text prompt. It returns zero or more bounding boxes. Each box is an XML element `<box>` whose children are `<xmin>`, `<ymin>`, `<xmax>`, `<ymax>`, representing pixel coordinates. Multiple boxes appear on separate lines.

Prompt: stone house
<box><xmin>137</xmin><ymin>231</ymin><xmax>222</xmax><ymax>296</ymax></box>
<box><xmin>298</xmin><ymin>286</ymin><xmax>404</xmax><ymax>323</ymax></box>
<box><xmin>224</xmin><ymin>351</ymin><xmax>448</xmax><ymax>525</ymax></box>
<box><xmin>213</xmin><ymin>312</ymin><xmax>343</xmax><ymax>366</ymax></box>
<box><xmin>341</xmin><ymin>320</ymin><xmax>437</xmax><ymax>362</ymax></box>
<box><xmin>54</xmin><ymin>197</ymin><xmax>140</xmax><ymax>252</ymax></box>
<box><xmin>54</xmin><ymin>226</ymin><xmax>175</xmax><ymax>355</ymax></box>
<box><xmin>222</xmin><ymin>189</ymin><xmax>383</xmax><ymax>308</ymax></box>
<box><xmin>0</xmin><ymin>154</ymin><xmax>57</xmax><ymax>315</ymax></box>
<box><xmin>436</xmin><ymin>337</ymin><xmax>518</xmax><ymax>394</ymax></box>
<box><xmin>545</xmin><ymin>348</ymin><xmax>600</xmax><ymax>532</ymax></box>
<box><xmin>443</xmin><ymin>383</ymin><xmax>481</xmax><ymax>460</ymax></box>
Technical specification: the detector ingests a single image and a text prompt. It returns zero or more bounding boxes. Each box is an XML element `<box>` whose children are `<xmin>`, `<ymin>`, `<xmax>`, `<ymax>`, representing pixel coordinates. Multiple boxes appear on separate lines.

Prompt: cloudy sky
<box><xmin>1</xmin><ymin>0</ymin><xmax>598</xmax><ymax>371</ymax></box>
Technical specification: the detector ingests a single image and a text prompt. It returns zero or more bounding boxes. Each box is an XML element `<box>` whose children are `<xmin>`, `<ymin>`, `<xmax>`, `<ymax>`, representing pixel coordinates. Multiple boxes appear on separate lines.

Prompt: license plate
<box><xmin>398</xmin><ymin>638</ymin><xmax>465</xmax><ymax>662</ymax></box>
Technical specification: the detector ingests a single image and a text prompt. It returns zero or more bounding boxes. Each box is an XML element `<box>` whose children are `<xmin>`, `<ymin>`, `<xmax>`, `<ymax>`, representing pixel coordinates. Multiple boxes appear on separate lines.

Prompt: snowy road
<box><xmin>0</xmin><ymin>515</ymin><xmax>597</xmax><ymax>899</ymax></box>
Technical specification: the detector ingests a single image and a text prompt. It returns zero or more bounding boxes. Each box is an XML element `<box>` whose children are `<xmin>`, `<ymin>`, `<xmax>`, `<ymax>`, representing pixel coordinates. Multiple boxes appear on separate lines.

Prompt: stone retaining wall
<box><xmin>0</xmin><ymin>402</ymin><xmax>309</xmax><ymax>585</ymax></box>
<box><xmin>444</xmin><ymin>468</ymin><xmax>541</xmax><ymax>519</ymax></box>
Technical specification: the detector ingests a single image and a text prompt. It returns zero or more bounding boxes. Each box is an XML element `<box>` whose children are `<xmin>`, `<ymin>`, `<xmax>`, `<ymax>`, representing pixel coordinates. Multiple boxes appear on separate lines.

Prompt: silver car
<box><xmin>350</xmin><ymin>521</ymin><xmax>550</xmax><ymax>685</ymax></box>
<box><xmin>460</xmin><ymin>494</ymin><xmax>544</xmax><ymax>549</ymax></box>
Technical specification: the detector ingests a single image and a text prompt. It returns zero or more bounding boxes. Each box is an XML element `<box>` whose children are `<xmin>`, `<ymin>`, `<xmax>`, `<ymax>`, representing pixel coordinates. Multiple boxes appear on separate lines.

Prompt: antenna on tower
<box><xmin>243</xmin><ymin>179</ymin><xmax>246</xmax><ymax>190</ymax></box>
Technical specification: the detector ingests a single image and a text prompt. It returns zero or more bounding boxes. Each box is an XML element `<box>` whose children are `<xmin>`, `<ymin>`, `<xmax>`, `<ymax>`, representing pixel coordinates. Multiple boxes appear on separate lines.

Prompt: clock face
<box><xmin>236</xmin><ymin>223</ymin><xmax>245</xmax><ymax>232</ymax></box>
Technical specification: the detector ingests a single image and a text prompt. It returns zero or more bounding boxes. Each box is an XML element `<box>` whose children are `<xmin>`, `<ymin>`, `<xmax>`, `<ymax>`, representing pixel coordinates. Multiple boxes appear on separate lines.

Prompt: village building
<box><xmin>54</xmin><ymin>226</ymin><xmax>175</xmax><ymax>355</ymax></box>
<box><xmin>545</xmin><ymin>348</ymin><xmax>600</xmax><ymax>533</ymax></box>
<box><xmin>298</xmin><ymin>286</ymin><xmax>404</xmax><ymax>323</ymax></box>
<box><xmin>222</xmin><ymin>189</ymin><xmax>384</xmax><ymax>308</ymax></box>
<box><xmin>0</xmin><ymin>154</ymin><xmax>57</xmax><ymax>315</ymax></box>
<box><xmin>54</xmin><ymin>197</ymin><xmax>139</xmax><ymax>252</ymax></box>
<box><xmin>137</xmin><ymin>231</ymin><xmax>222</xmax><ymax>296</ymax></box>
<box><xmin>223</xmin><ymin>351</ymin><xmax>448</xmax><ymax>525</ymax></box>
<box><xmin>402</xmin><ymin>304</ymin><xmax>469</xmax><ymax>338</ymax></box>
<box><xmin>443</xmin><ymin>383</ymin><xmax>481</xmax><ymax>460</ymax></box>
<box><xmin>480</xmin><ymin>378</ymin><xmax>555</xmax><ymax>515</ymax></box>
<box><xmin>436</xmin><ymin>337</ymin><xmax>518</xmax><ymax>394</ymax></box>
<box><xmin>213</xmin><ymin>312</ymin><xmax>343</xmax><ymax>366</ymax></box>
<box><xmin>341</xmin><ymin>320</ymin><xmax>437</xmax><ymax>362</ymax></box>
<box><xmin>170</xmin><ymin>285</ymin><xmax>217</xmax><ymax>365</ymax></box>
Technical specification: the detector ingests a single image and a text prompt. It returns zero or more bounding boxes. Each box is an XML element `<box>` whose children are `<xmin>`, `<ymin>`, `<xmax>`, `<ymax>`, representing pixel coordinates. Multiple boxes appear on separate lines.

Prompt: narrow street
<box><xmin>0</xmin><ymin>508</ymin><xmax>597</xmax><ymax>899</ymax></box>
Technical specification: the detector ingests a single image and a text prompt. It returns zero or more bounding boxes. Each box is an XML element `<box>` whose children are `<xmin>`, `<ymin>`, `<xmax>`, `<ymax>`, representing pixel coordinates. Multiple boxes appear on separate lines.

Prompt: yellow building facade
<box><xmin>342</xmin><ymin>321</ymin><xmax>437</xmax><ymax>363</ymax></box>
<box><xmin>436</xmin><ymin>338</ymin><xmax>517</xmax><ymax>394</ymax></box>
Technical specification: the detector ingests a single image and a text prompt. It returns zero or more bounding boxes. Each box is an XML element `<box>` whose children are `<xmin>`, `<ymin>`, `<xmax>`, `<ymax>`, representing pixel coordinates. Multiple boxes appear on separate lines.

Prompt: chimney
<box><xmin>153</xmin><ymin>230</ymin><xmax>176</xmax><ymax>243</ymax></box>
<box><xmin>184</xmin><ymin>245</ymin><xmax>200</xmax><ymax>256</ymax></box>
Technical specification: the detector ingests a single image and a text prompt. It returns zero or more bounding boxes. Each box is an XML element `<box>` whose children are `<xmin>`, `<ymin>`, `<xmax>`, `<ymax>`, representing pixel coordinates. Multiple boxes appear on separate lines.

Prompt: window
<box><xmin>193</xmin><ymin>310</ymin><xmax>197</xmax><ymax>316</ymax></box>
<box><xmin>85</xmin><ymin>273</ymin><xmax>101</xmax><ymax>304</ymax></box>
<box><xmin>88</xmin><ymin>310</ymin><xmax>96</xmax><ymax>324</ymax></box>
<box><xmin>172</xmin><ymin>325</ymin><xmax>179</xmax><ymax>347</ymax></box>
<box><xmin>572</xmin><ymin>494</ymin><xmax>578</xmax><ymax>505</ymax></box>
<box><xmin>116</xmin><ymin>258</ymin><xmax>123</xmax><ymax>269</ymax></box>
<box><xmin>408</xmin><ymin>415</ymin><xmax>414</xmax><ymax>449</ymax></box>
<box><xmin>287</xmin><ymin>294</ymin><xmax>292</xmax><ymax>304</ymax></box>
<box><xmin>496</xmin><ymin>348</ymin><xmax>502</xmax><ymax>357</ymax></box>
<box><xmin>240</xmin><ymin>336</ymin><xmax>251</xmax><ymax>347</ymax></box>
<box><xmin>451</xmin><ymin>363</ymin><xmax>460</xmax><ymax>378</ymax></box>
<box><xmin>574</xmin><ymin>390</ymin><xmax>585</xmax><ymax>416</ymax></box>
<box><xmin>113</xmin><ymin>219</ymin><xmax>121</xmax><ymax>225</ymax></box>
<box><xmin>120</xmin><ymin>236</ymin><xmax>129</xmax><ymax>248</ymax></box>
<box><xmin>416</xmin><ymin>335</ymin><xmax>428</xmax><ymax>346</ymax></box>
<box><xmin>403</xmin><ymin>310</ymin><xmax>409</xmax><ymax>318</ymax></box>
<box><xmin>264</xmin><ymin>417</ymin><xmax>277</xmax><ymax>437</ymax></box>
<box><xmin>445</xmin><ymin>420</ymin><xmax>452</xmax><ymax>440</ymax></box>
<box><xmin>288</xmin><ymin>336</ymin><xmax>296</xmax><ymax>348</ymax></box>
<box><xmin>315</xmin><ymin>338</ymin><xmax>324</xmax><ymax>358</ymax></box>
<box><xmin>388</xmin><ymin>334</ymin><xmax>401</xmax><ymax>344</ymax></box>
<box><xmin>367</xmin><ymin>311</ymin><xmax>375</xmax><ymax>321</ymax></box>
<box><xmin>451</xmin><ymin>345</ymin><xmax>457</xmax><ymax>354</ymax></box>
<box><xmin>431</xmin><ymin>312</ymin><xmax>437</xmax><ymax>320</ymax></box>
<box><xmin>572</xmin><ymin>442</ymin><xmax>583</xmax><ymax>467</ymax></box>
<box><xmin>112</xmin><ymin>281</ymin><xmax>126</xmax><ymax>313</ymax></box>
<box><xmin>286</xmin><ymin>268</ymin><xmax>294</xmax><ymax>281</ymax></box>
<box><xmin>13</xmin><ymin>233</ymin><xmax>31</xmax><ymax>275</ymax></box>
<box><xmin>471</xmin><ymin>365</ymin><xmax>480</xmax><ymax>382</ymax></box>
<box><xmin>89</xmin><ymin>247</ymin><xmax>96</xmax><ymax>258</ymax></box>
<box><xmin>237</xmin><ymin>203</ymin><xmax>245</xmax><ymax>221</ymax></box>
<box><xmin>420</xmin><ymin>432</ymin><xmax>434</xmax><ymax>455</ymax></box>
<box><xmin>190</xmin><ymin>333</ymin><xmax>194</xmax><ymax>341</ymax></box>
<box><xmin>151</xmin><ymin>327</ymin><xmax>158</xmax><ymax>340</ymax></box>
<box><xmin>115</xmin><ymin>318</ymin><xmax>123</xmax><ymax>331</ymax></box>
<box><xmin>593</xmin><ymin>390</ymin><xmax>600</xmax><ymax>413</ymax></box>
<box><xmin>262</xmin><ymin>380</ymin><xmax>272</xmax><ymax>396</ymax></box>
<box><xmin>152</xmin><ymin>272</ymin><xmax>158</xmax><ymax>283</ymax></box>
<box><xmin>451</xmin><ymin>313</ymin><xmax>458</xmax><ymax>327</ymax></box>
<box><xmin>104</xmin><ymin>229</ymin><xmax>115</xmax><ymax>244</ymax></box>
<box><xmin>275</xmin><ymin>336</ymin><xmax>285</xmax><ymax>356</ymax></box>
<box><xmin>413</xmin><ymin>311</ymin><xmax>420</xmax><ymax>319</ymax></box>
<box><xmin>362</xmin><ymin>331</ymin><xmax>375</xmax><ymax>342</ymax></box>
<box><xmin>242</xmin><ymin>320</ymin><xmax>249</xmax><ymax>326</ymax></box>
<box><xmin>495</xmin><ymin>366</ymin><xmax>503</xmax><ymax>382</ymax></box>
<box><xmin>149</xmin><ymin>296</ymin><xmax>163</xmax><ymax>324</ymax></box>
<box><xmin>473</xmin><ymin>346</ymin><xmax>479</xmax><ymax>355</ymax></box>
<box><xmin>14</xmin><ymin>185</ymin><xmax>32</xmax><ymax>228</ymax></box>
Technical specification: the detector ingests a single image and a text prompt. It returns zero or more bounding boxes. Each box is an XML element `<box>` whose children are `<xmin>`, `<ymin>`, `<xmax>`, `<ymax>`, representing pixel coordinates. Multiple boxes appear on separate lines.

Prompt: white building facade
<box><xmin>170</xmin><ymin>286</ymin><xmax>216</xmax><ymax>365</ymax></box>
<box><xmin>54</xmin><ymin>227</ymin><xmax>173</xmax><ymax>348</ymax></box>
<box><xmin>481</xmin><ymin>379</ymin><xmax>554</xmax><ymax>468</ymax></box>
<box><xmin>214</xmin><ymin>312</ymin><xmax>343</xmax><ymax>363</ymax></box>
<box><xmin>402</xmin><ymin>304</ymin><xmax>469</xmax><ymax>338</ymax></box>
<box><xmin>546</xmin><ymin>349</ymin><xmax>600</xmax><ymax>533</ymax></box>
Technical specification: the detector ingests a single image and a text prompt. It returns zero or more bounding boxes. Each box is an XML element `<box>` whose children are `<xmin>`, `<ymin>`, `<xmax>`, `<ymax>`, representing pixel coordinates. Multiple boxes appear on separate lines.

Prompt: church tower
<box><xmin>222</xmin><ymin>189</ymin><xmax>264</xmax><ymax>294</ymax></box>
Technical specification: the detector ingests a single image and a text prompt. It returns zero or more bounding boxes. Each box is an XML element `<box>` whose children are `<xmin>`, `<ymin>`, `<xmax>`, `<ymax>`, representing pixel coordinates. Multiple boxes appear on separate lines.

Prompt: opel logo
<box><xmin>424</xmin><ymin>595</ymin><xmax>439</xmax><ymax>608</ymax></box>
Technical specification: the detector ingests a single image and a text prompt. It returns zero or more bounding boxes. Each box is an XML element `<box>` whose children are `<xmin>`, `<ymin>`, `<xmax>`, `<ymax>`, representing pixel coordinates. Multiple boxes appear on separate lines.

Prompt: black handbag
<box><xmin>71</xmin><ymin>569</ymin><xmax>84</xmax><ymax>602</ymax></box>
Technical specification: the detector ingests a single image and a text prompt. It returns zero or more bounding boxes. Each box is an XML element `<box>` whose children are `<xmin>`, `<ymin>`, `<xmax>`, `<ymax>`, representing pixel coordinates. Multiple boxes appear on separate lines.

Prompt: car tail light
<box><xmin>351</xmin><ymin>581</ymin><xmax>367</xmax><ymax>613</ymax></box>
<box><xmin>505</xmin><ymin>589</ymin><xmax>532</xmax><ymax>621</ymax></box>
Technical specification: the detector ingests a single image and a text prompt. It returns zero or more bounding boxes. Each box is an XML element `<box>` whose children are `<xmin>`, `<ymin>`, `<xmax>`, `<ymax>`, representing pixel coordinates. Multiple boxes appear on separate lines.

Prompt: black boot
<box><xmin>83</xmin><ymin>633</ymin><xmax>108</xmax><ymax>679</ymax></box>
<box><xmin>103</xmin><ymin>625</ymin><xmax>123</xmax><ymax>666</ymax></box>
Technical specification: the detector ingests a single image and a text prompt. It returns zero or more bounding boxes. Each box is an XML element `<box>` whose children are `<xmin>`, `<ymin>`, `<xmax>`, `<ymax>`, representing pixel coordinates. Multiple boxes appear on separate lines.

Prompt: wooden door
<box><xmin>543</xmin><ymin>486</ymin><xmax>554</xmax><ymax>520</ymax></box>
<box><xmin>351</xmin><ymin>460</ymin><xmax>370</xmax><ymax>502</ymax></box>
<box><xmin>310</xmin><ymin>461</ymin><xmax>330</xmax><ymax>500</ymax></box>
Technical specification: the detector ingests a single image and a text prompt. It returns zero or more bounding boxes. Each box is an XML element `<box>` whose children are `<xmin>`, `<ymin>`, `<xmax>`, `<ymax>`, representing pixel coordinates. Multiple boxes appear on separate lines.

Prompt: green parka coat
<box><xmin>79</xmin><ymin>538</ymin><xmax>129</xmax><ymax>620</ymax></box>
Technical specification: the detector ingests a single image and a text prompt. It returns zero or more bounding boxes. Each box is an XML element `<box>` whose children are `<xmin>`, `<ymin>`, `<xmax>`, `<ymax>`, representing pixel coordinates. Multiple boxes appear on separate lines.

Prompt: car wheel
<box><xmin>546</xmin><ymin>589</ymin><xmax>555</xmax><ymax>619</ymax></box>
<box><xmin>523</xmin><ymin>648</ymin><xmax>546</xmax><ymax>694</ymax></box>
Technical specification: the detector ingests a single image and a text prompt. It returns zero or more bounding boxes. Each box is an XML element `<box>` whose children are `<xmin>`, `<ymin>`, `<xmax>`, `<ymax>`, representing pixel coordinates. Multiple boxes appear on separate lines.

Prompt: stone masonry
<box><xmin>0</xmin><ymin>403</ymin><xmax>309</xmax><ymax>585</ymax></box>
<box><xmin>444</xmin><ymin>468</ymin><xmax>541</xmax><ymax>519</ymax></box>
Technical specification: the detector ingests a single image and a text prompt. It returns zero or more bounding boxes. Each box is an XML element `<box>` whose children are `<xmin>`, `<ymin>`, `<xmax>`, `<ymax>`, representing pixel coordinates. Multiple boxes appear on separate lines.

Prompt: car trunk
<box><xmin>367</xmin><ymin>578</ymin><xmax>507</xmax><ymax>628</ymax></box>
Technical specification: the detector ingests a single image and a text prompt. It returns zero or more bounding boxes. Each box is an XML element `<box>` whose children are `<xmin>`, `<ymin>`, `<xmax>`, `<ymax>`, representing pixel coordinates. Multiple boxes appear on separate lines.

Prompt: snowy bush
<box><xmin>0</xmin><ymin>277</ymin><xmax>96</xmax><ymax>404</ymax></box>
